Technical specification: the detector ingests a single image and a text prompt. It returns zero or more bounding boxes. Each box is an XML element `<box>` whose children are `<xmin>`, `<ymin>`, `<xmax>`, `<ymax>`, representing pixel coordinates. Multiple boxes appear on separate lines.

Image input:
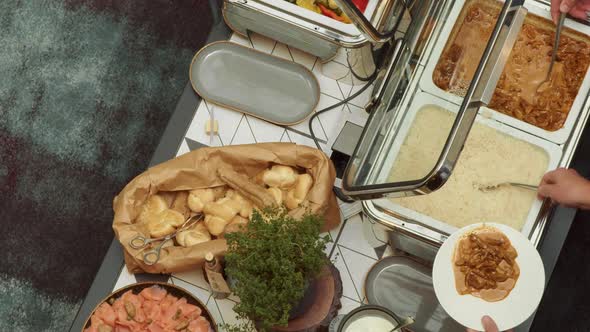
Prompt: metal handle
<box><xmin>143</xmin><ymin>249</ymin><xmax>161</xmax><ymax>266</ymax></box>
<box><xmin>546</xmin><ymin>13</ymin><xmax>566</xmax><ymax>80</ymax></box>
<box><xmin>333</xmin><ymin>0</ymin><xmax>400</xmax><ymax>44</ymax></box>
<box><xmin>426</xmin><ymin>1</ymin><xmax>527</xmax><ymax>193</ymax></box>
<box><xmin>129</xmin><ymin>235</ymin><xmax>151</xmax><ymax>249</ymax></box>
<box><xmin>142</xmin><ymin>238</ymin><xmax>171</xmax><ymax>265</ymax></box>
<box><xmin>509</xmin><ymin>182</ymin><xmax>538</xmax><ymax>190</ymax></box>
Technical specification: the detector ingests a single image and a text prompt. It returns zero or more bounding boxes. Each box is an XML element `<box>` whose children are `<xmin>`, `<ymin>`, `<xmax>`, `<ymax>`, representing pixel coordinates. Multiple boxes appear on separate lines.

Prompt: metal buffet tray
<box><xmin>222</xmin><ymin>0</ymin><xmax>404</xmax><ymax>61</ymax></box>
<box><xmin>341</xmin><ymin>0</ymin><xmax>590</xmax><ymax>258</ymax></box>
<box><xmin>419</xmin><ymin>0</ymin><xmax>590</xmax><ymax>145</ymax></box>
<box><xmin>373</xmin><ymin>91</ymin><xmax>561</xmax><ymax>241</ymax></box>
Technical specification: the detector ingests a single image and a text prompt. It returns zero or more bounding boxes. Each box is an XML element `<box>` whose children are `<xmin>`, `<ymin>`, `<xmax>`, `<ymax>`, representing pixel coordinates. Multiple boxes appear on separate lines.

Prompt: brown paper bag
<box><xmin>113</xmin><ymin>143</ymin><xmax>341</xmax><ymax>274</ymax></box>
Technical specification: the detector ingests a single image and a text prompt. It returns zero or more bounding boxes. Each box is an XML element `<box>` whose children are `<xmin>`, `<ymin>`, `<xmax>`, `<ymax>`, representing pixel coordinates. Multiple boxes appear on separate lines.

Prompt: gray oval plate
<box><xmin>190</xmin><ymin>41</ymin><xmax>320</xmax><ymax>125</ymax></box>
<box><xmin>365</xmin><ymin>255</ymin><xmax>462</xmax><ymax>332</ymax></box>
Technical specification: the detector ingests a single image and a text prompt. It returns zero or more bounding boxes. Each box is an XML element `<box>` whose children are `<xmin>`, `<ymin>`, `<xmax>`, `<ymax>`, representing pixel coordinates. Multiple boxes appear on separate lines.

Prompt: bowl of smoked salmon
<box><xmin>83</xmin><ymin>282</ymin><xmax>217</xmax><ymax>332</ymax></box>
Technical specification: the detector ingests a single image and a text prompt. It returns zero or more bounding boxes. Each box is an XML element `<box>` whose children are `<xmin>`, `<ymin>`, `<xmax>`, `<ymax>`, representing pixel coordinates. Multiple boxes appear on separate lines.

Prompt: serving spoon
<box><xmin>536</xmin><ymin>12</ymin><xmax>566</xmax><ymax>92</ymax></box>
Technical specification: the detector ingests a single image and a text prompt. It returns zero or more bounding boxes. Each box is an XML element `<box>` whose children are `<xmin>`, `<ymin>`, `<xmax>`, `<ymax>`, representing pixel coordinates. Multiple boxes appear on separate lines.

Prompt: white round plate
<box><xmin>432</xmin><ymin>223</ymin><xmax>545</xmax><ymax>331</ymax></box>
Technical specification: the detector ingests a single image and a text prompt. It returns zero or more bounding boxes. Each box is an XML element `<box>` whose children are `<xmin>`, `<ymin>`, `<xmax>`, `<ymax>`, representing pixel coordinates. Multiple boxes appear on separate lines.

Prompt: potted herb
<box><xmin>223</xmin><ymin>207</ymin><xmax>330</xmax><ymax>332</ymax></box>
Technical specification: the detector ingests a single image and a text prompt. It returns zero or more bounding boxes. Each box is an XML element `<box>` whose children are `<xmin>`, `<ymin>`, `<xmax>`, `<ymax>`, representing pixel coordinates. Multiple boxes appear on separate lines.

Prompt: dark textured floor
<box><xmin>0</xmin><ymin>0</ymin><xmax>213</xmax><ymax>330</ymax></box>
<box><xmin>532</xmin><ymin>121</ymin><xmax>590</xmax><ymax>332</ymax></box>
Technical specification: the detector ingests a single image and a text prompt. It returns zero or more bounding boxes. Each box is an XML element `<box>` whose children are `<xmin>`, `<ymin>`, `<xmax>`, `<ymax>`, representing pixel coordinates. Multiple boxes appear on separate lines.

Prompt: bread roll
<box><xmin>224</xmin><ymin>215</ymin><xmax>249</xmax><ymax>235</ymax></box>
<box><xmin>176</xmin><ymin>223</ymin><xmax>211</xmax><ymax>247</ymax></box>
<box><xmin>217</xmin><ymin>168</ymin><xmax>276</xmax><ymax>208</ymax></box>
<box><xmin>171</xmin><ymin>191</ymin><xmax>190</xmax><ymax>218</ymax></box>
<box><xmin>188</xmin><ymin>189</ymin><xmax>215</xmax><ymax>213</ymax></box>
<box><xmin>294</xmin><ymin>174</ymin><xmax>313</xmax><ymax>200</ymax></box>
<box><xmin>284</xmin><ymin>174</ymin><xmax>313</xmax><ymax>210</ymax></box>
<box><xmin>253</xmin><ymin>170</ymin><xmax>266</xmax><ymax>186</ymax></box>
<box><xmin>285</xmin><ymin>190</ymin><xmax>300</xmax><ymax>210</ymax></box>
<box><xmin>262</xmin><ymin>165</ymin><xmax>298</xmax><ymax>189</ymax></box>
<box><xmin>212</xmin><ymin>186</ymin><xmax>228</xmax><ymax>200</ymax></box>
<box><xmin>157</xmin><ymin>209</ymin><xmax>185</xmax><ymax>227</ymax></box>
<box><xmin>204</xmin><ymin>197</ymin><xmax>240</xmax><ymax>222</ymax></box>
<box><xmin>204</xmin><ymin>215</ymin><xmax>229</xmax><ymax>236</ymax></box>
<box><xmin>146</xmin><ymin>209</ymin><xmax>185</xmax><ymax>238</ymax></box>
<box><xmin>148</xmin><ymin>220</ymin><xmax>176</xmax><ymax>238</ymax></box>
<box><xmin>267</xmin><ymin>187</ymin><xmax>283</xmax><ymax>205</ymax></box>
<box><xmin>226</xmin><ymin>191</ymin><xmax>254</xmax><ymax>219</ymax></box>
<box><xmin>137</xmin><ymin>195</ymin><xmax>168</xmax><ymax>225</ymax></box>
<box><xmin>159</xmin><ymin>191</ymin><xmax>176</xmax><ymax>207</ymax></box>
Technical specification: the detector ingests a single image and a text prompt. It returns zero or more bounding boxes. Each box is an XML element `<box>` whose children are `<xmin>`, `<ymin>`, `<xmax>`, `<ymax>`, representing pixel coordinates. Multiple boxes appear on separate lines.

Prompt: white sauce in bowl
<box><xmin>344</xmin><ymin>315</ymin><xmax>396</xmax><ymax>332</ymax></box>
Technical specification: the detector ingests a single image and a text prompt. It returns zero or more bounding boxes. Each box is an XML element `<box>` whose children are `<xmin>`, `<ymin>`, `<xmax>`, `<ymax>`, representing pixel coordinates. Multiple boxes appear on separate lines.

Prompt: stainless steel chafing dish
<box><xmin>222</xmin><ymin>0</ymin><xmax>405</xmax><ymax>64</ymax></box>
<box><xmin>340</xmin><ymin>0</ymin><xmax>590</xmax><ymax>261</ymax></box>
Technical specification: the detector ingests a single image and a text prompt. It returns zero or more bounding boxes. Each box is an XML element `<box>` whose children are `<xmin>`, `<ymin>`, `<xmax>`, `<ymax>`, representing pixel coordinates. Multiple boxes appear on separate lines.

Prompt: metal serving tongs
<box><xmin>478</xmin><ymin>182</ymin><xmax>538</xmax><ymax>192</ymax></box>
<box><xmin>129</xmin><ymin>214</ymin><xmax>203</xmax><ymax>265</ymax></box>
<box><xmin>537</xmin><ymin>12</ymin><xmax>566</xmax><ymax>92</ymax></box>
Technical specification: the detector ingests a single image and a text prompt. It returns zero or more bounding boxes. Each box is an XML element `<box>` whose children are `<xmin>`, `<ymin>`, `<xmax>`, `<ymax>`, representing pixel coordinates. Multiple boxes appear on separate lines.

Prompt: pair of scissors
<box><xmin>129</xmin><ymin>214</ymin><xmax>202</xmax><ymax>265</ymax></box>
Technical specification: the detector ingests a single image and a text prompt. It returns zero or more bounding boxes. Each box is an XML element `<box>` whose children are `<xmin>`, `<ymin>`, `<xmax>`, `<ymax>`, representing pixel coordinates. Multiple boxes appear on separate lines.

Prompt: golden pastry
<box><xmin>176</xmin><ymin>223</ymin><xmax>211</xmax><ymax>247</ymax></box>
<box><xmin>187</xmin><ymin>188</ymin><xmax>215</xmax><ymax>213</ymax></box>
<box><xmin>226</xmin><ymin>190</ymin><xmax>254</xmax><ymax>219</ymax></box>
<box><xmin>171</xmin><ymin>191</ymin><xmax>190</xmax><ymax>218</ymax></box>
<box><xmin>223</xmin><ymin>215</ymin><xmax>249</xmax><ymax>235</ymax></box>
<box><xmin>267</xmin><ymin>187</ymin><xmax>283</xmax><ymax>205</ymax></box>
<box><xmin>157</xmin><ymin>209</ymin><xmax>185</xmax><ymax>227</ymax></box>
<box><xmin>204</xmin><ymin>215</ymin><xmax>229</xmax><ymax>236</ymax></box>
<box><xmin>285</xmin><ymin>174</ymin><xmax>313</xmax><ymax>210</ymax></box>
<box><xmin>203</xmin><ymin>197</ymin><xmax>239</xmax><ymax>222</ymax></box>
<box><xmin>137</xmin><ymin>195</ymin><xmax>168</xmax><ymax>225</ymax></box>
<box><xmin>262</xmin><ymin>165</ymin><xmax>298</xmax><ymax>189</ymax></box>
<box><xmin>158</xmin><ymin>191</ymin><xmax>176</xmax><ymax>207</ymax></box>
<box><xmin>148</xmin><ymin>220</ymin><xmax>176</xmax><ymax>238</ymax></box>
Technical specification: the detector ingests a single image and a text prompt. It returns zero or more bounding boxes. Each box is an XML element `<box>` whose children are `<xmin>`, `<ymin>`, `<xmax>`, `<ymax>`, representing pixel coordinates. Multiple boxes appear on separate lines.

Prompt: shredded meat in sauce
<box><xmin>453</xmin><ymin>228</ymin><xmax>520</xmax><ymax>301</ymax></box>
<box><xmin>433</xmin><ymin>2</ymin><xmax>590</xmax><ymax>131</ymax></box>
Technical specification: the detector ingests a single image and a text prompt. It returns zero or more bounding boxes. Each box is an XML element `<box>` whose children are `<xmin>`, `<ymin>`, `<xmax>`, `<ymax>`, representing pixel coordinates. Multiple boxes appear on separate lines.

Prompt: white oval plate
<box><xmin>432</xmin><ymin>223</ymin><xmax>545</xmax><ymax>331</ymax></box>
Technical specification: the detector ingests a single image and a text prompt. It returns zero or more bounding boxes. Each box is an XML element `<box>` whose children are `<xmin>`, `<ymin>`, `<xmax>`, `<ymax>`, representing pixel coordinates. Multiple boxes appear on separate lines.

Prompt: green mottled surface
<box><xmin>0</xmin><ymin>0</ymin><xmax>212</xmax><ymax>330</ymax></box>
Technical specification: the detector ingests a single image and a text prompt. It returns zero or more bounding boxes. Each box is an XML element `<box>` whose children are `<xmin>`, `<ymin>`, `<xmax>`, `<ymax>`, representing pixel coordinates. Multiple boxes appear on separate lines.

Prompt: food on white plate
<box><xmin>453</xmin><ymin>226</ymin><xmax>520</xmax><ymax>302</ymax></box>
<box><xmin>267</xmin><ymin>187</ymin><xmax>283</xmax><ymax>205</ymax></box>
<box><xmin>84</xmin><ymin>285</ymin><xmax>212</xmax><ymax>332</ymax></box>
<box><xmin>137</xmin><ymin>195</ymin><xmax>168</xmax><ymax>225</ymax></box>
<box><xmin>262</xmin><ymin>165</ymin><xmax>298</xmax><ymax>189</ymax></box>
<box><xmin>176</xmin><ymin>223</ymin><xmax>212</xmax><ymax>247</ymax></box>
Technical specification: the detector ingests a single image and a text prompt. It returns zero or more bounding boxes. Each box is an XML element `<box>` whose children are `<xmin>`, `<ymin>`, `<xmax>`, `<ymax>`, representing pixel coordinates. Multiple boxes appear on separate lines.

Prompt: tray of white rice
<box><xmin>374</xmin><ymin>92</ymin><xmax>562</xmax><ymax>238</ymax></box>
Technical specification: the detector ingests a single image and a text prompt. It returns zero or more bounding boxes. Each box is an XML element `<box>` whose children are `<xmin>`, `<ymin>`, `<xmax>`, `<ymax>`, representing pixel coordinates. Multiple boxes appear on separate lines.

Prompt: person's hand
<box><xmin>538</xmin><ymin>168</ymin><xmax>590</xmax><ymax>209</ymax></box>
<box><xmin>466</xmin><ymin>316</ymin><xmax>513</xmax><ymax>332</ymax></box>
<box><xmin>551</xmin><ymin>0</ymin><xmax>590</xmax><ymax>23</ymax></box>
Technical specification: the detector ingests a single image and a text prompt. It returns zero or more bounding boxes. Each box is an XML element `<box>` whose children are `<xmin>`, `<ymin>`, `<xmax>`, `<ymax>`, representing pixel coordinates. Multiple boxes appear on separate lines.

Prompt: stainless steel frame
<box><xmin>222</xmin><ymin>0</ymin><xmax>405</xmax><ymax>61</ymax></box>
<box><xmin>342</xmin><ymin>0</ymin><xmax>527</xmax><ymax>200</ymax></box>
<box><xmin>364</xmin><ymin>93</ymin><xmax>590</xmax><ymax>252</ymax></box>
<box><xmin>341</xmin><ymin>0</ymin><xmax>590</xmax><ymax>257</ymax></box>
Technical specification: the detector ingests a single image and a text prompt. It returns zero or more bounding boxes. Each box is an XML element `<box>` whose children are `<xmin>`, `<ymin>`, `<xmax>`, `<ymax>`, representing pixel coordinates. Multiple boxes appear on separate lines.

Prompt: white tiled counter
<box><xmin>111</xmin><ymin>31</ymin><xmax>395</xmax><ymax>328</ymax></box>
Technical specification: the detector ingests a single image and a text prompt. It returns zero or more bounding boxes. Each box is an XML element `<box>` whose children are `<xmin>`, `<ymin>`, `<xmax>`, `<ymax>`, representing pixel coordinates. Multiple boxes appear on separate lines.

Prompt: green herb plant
<box><xmin>223</xmin><ymin>207</ymin><xmax>330</xmax><ymax>332</ymax></box>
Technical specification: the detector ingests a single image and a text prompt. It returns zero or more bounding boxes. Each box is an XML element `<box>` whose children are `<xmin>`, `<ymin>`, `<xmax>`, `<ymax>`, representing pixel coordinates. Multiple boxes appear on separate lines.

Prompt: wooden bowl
<box><xmin>82</xmin><ymin>281</ymin><xmax>217</xmax><ymax>331</ymax></box>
